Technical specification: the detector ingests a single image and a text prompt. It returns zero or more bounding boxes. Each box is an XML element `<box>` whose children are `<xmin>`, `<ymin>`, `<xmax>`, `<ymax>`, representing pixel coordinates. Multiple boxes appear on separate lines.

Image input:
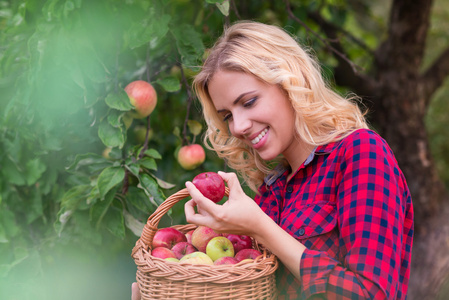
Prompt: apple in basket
<box><xmin>152</xmin><ymin>227</ymin><xmax>187</xmax><ymax>249</ymax></box>
<box><xmin>151</xmin><ymin>247</ymin><xmax>177</xmax><ymax>259</ymax></box>
<box><xmin>179</xmin><ymin>251</ymin><xmax>214</xmax><ymax>265</ymax></box>
<box><xmin>235</xmin><ymin>249</ymin><xmax>262</xmax><ymax>262</ymax></box>
<box><xmin>191</xmin><ymin>225</ymin><xmax>221</xmax><ymax>253</ymax></box>
<box><xmin>226</xmin><ymin>234</ymin><xmax>253</xmax><ymax>253</ymax></box>
<box><xmin>185</xmin><ymin>229</ymin><xmax>195</xmax><ymax>244</ymax></box>
<box><xmin>171</xmin><ymin>242</ymin><xmax>197</xmax><ymax>260</ymax></box>
<box><xmin>206</xmin><ymin>236</ymin><xmax>235</xmax><ymax>262</ymax></box>
<box><xmin>214</xmin><ymin>256</ymin><xmax>239</xmax><ymax>265</ymax></box>
<box><xmin>192</xmin><ymin>172</ymin><xmax>226</xmax><ymax>203</ymax></box>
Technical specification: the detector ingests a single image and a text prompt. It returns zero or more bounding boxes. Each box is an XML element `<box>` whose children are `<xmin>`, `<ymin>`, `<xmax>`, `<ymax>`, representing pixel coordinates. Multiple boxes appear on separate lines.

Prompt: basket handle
<box><xmin>136</xmin><ymin>187</ymin><xmax>230</xmax><ymax>253</ymax></box>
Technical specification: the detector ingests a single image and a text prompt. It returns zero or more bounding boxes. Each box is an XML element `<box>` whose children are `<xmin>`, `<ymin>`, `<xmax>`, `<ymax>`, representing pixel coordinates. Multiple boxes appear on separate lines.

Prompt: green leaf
<box><xmin>0</xmin><ymin>209</ymin><xmax>20</xmax><ymax>238</ymax></box>
<box><xmin>90</xmin><ymin>188</ymin><xmax>116</xmax><ymax>229</ymax></box>
<box><xmin>126</xmin><ymin>186</ymin><xmax>152</xmax><ymax>213</ymax></box>
<box><xmin>127</xmin><ymin>12</ymin><xmax>171</xmax><ymax>49</ymax></box>
<box><xmin>156</xmin><ymin>76</ymin><xmax>181</xmax><ymax>92</ymax></box>
<box><xmin>60</xmin><ymin>185</ymin><xmax>90</xmax><ymax>211</ymax></box>
<box><xmin>25</xmin><ymin>158</ymin><xmax>47</xmax><ymax>186</ymax></box>
<box><xmin>138</xmin><ymin>157</ymin><xmax>157</xmax><ymax>171</ymax></box>
<box><xmin>104</xmin><ymin>206</ymin><xmax>125</xmax><ymax>239</ymax></box>
<box><xmin>26</xmin><ymin>189</ymin><xmax>43</xmax><ymax>224</ymax></box>
<box><xmin>97</xmin><ymin>167</ymin><xmax>125</xmax><ymax>199</ymax></box>
<box><xmin>144</xmin><ymin>148</ymin><xmax>162</xmax><ymax>159</ymax></box>
<box><xmin>67</xmin><ymin>153</ymin><xmax>110</xmax><ymax>172</ymax></box>
<box><xmin>171</xmin><ymin>24</ymin><xmax>205</xmax><ymax>67</ymax></box>
<box><xmin>151</xmin><ymin>174</ymin><xmax>176</xmax><ymax>189</ymax></box>
<box><xmin>1</xmin><ymin>158</ymin><xmax>26</xmax><ymax>186</ymax></box>
<box><xmin>215</xmin><ymin>0</ymin><xmax>230</xmax><ymax>16</ymax></box>
<box><xmin>125</xmin><ymin>163</ymin><xmax>140</xmax><ymax>177</ymax></box>
<box><xmin>187</xmin><ymin>120</ymin><xmax>202</xmax><ymax>135</ymax></box>
<box><xmin>138</xmin><ymin>174</ymin><xmax>165</xmax><ymax>206</ymax></box>
<box><xmin>123</xmin><ymin>209</ymin><xmax>145</xmax><ymax>237</ymax></box>
<box><xmin>98</xmin><ymin>119</ymin><xmax>126</xmax><ymax>148</ymax></box>
<box><xmin>105</xmin><ymin>90</ymin><xmax>134</xmax><ymax>111</ymax></box>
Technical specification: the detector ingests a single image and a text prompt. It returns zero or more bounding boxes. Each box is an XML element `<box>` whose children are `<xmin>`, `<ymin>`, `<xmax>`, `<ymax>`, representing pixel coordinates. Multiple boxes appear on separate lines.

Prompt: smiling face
<box><xmin>208</xmin><ymin>70</ymin><xmax>309</xmax><ymax>168</ymax></box>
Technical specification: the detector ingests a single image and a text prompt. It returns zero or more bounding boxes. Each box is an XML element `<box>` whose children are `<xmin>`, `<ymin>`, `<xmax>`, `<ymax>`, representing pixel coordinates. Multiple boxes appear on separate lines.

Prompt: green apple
<box><xmin>206</xmin><ymin>236</ymin><xmax>234</xmax><ymax>262</ymax></box>
<box><xmin>191</xmin><ymin>225</ymin><xmax>221</xmax><ymax>253</ymax></box>
<box><xmin>179</xmin><ymin>251</ymin><xmax>213</xmax><ymax>265</ymax></box>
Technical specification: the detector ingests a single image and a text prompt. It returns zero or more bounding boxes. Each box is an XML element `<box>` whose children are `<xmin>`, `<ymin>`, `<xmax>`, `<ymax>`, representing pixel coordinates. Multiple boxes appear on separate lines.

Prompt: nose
<box><xmin>230</xmin><ymin>112</ymin><xmax>251</xmax><ymax>137</ymax></box>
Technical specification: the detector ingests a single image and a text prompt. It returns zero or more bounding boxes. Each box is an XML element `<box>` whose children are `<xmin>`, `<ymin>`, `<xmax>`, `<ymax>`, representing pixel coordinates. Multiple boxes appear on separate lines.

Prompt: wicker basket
<box><xmin>131</xmin><ymin>188</ymin><xmax>279</xmax><ymax>300</ymax></box>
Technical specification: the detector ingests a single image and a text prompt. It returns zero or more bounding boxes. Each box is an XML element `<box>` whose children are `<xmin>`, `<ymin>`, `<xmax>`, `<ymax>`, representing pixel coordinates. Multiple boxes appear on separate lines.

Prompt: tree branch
<box><xmin>421</xmin><ymin>47</ymin><xmax>449</xmax><ymax>103</ymax></box>
<box><xmin>284</xmin><ymin>0</ymin><xmax>362</xmax><ymax>75</ymax></box>
<box><xmin>285</xmin><ymin>2</ymin><xmax>378</xmax><ymax>97</ymax></box>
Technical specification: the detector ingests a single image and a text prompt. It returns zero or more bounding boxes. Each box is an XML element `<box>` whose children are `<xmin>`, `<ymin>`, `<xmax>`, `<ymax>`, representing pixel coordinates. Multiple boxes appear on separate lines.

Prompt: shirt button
<box><xmin>298</xmin><ymin>228</ymin><xmax>305</xmax><ymax>236</ymax></box>
<box><xmin>286</xmin><ymin>186</ymin><xmax>293</xmax><ymax>193</ymax></box>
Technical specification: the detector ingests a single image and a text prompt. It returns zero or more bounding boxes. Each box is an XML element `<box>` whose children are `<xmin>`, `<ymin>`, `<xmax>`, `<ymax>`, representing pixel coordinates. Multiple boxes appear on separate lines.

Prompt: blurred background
<box><xmin>1</xmin><ymin>0</ymin><xmax>448</xmax><ymax>299</ymax></box>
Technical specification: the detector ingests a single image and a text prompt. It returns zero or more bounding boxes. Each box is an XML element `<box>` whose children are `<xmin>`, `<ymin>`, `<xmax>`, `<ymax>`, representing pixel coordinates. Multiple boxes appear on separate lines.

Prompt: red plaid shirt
<box><xmin>255</xmin><ymin>129</ymin><xmax>414</xmax><ymax>299</ymax></box>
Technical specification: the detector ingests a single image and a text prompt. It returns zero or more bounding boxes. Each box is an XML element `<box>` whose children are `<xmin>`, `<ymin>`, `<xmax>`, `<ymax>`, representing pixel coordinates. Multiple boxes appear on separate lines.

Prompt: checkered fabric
<box><xmin>255</xmin><ymin>129</ymin><xmax>414</xmax><ymax>299</ymax></box>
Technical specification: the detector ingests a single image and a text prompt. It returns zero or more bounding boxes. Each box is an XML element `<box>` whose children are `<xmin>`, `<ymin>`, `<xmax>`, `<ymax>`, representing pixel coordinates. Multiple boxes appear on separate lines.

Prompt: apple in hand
<box><xmin>152</xmin><ymin>227</ymin><xmax>187</xmax><ymax>249</ymax></box>
<box><xmin>177</xmin><ymin>144</ymin><xmax>205</xmax><ymax>170</ymax></box>
<box><xmin>124</xmin><ymin>80</ymin><xmax>157</xmax><ymax>119</ymax></box>
<box><xmin>151</xmin><ymin>247</ymin><xmax>176</xmax><ymax>259</ymax></box>
<box><xmin>227</xmin><ymin>234</ymin><xmax>253</xmax><ymax>253</ymax></box>
<box><xmin>214</xmin><ymin>256</ymin><xmax>239</xmax><ymax>265</ymax></box>
<box><xmin>192</xmin><ymin>172</ymin><xmax>226</xmax><ymax>203</ymax></box>
<box><xmin>235</xmin><ymin>249</ymin><xmax>262</xmax><ymax>262</ymax></box>
<box><xmin>171</xmin><ymin>242</ymin><xmax>197</xmax><ymax>260</ymax></box>
<box><xmin>191</xmin><ymin>226</ymin><xmax>221</xmax><ymax>253</ymax></box>
<box><xmin>179</xmin><ymin>251</ymin><xmax>214</xmax><ymax>265</ymax></box>
<box><xmin>206</xmin><ymin>237</ymin><xmax>235</xmax><ymax>262</ymax></box>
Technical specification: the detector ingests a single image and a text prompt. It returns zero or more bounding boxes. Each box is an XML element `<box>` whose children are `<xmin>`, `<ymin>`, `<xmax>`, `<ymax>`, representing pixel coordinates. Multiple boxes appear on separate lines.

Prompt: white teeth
<box><xmin>251</xmin><ymin>128</ymin><xmax>268</xmax><ymax>144</ymax></box>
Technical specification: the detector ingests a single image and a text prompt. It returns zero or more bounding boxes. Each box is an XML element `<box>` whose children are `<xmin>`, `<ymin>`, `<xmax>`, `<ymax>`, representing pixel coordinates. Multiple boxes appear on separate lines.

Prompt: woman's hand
<box><xmin>184</xmin><ymin>171</ymin><xmax>264</xmax><ymax>236</ymax></box>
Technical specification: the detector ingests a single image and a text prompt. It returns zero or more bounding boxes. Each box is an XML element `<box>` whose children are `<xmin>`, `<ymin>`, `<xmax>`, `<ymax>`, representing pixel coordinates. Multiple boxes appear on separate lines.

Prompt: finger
<box><xmin>185</xmin><ymin>181</ymin><xmax>217</xmax><ymax>211</ymax></box>
<box><xmin>184</xmin><ymin>199</ymin><xmax>197</xmax><ymax>220</ymax></box>
<box><xmin>217</xmin><ymin>171</ymin><xmax>243</xmax><ymax>193</ymax></box>
<box><xmin>131</xmin><ymin>282</ymin><xmax>141</xmax><ymax>300</ymax></box>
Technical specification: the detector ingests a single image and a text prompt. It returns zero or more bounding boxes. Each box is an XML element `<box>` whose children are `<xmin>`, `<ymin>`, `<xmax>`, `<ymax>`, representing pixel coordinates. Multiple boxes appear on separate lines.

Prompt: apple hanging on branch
<box><xmin>177</xmin><ymin>144</ymin><xmax>206</xmax><ymax>170</ymax></box>
<box><xmin>124</xmin><ymin>80</ymin><xmax>157</xmax><ymax>119</ymax></box>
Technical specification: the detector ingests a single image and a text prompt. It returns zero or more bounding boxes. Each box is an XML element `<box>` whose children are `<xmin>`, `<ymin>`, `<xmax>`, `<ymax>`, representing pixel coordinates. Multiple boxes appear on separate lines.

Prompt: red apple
<box><xmin>191</xmin><ymin>225</ymin><xmax>221</xmax><ymax>253</ymax></box>
<box><xmin>206</xmin><ymin>236</ymin><xmax>234</xmax><ymax>262</ymax></box>
<box><xmin>124</xmin><ymin>80</ymin><xmax>157</xmax><ymax>119</ymax></box>
<box><xmin>185</xmin><ymin>229</ymin><xmax>195</xmax><ymax>244</ymax></box>
<box><xmin>177</xmin><ymin>144</ymin><xmax>205</xmax><ymax>170</ymax></box>
<box><xmin>171</xmin><ymin>242</ymin><xmax>197</xmax><ymax>260</ymax></box>
<box><xmin>234</xmin><ymin>249</ymin><xmax>262</xmax><ymax>262</ymax></box>
<box><xmin>151</xmin><ymin>247</ymin><xmax>176</xmax><ymax>259</ymax></box>
<box><xmin>192</xmin><ymin>172</ymin><xmax>226</xmax><ymax>203</ymax></box>
<box><xmin>214</xmin><ymin>256</ymin><xmax>239</xmax><ymax>265</ymax></box>
<box><xmin>152</xmin><ymin>227</ymin><xmax>187</xmax><ymax>249</ymax></box>
<box><xmin>226</xmin><ymin>234</ymin><xmax>253</xmax><ymax>253</ymax></box>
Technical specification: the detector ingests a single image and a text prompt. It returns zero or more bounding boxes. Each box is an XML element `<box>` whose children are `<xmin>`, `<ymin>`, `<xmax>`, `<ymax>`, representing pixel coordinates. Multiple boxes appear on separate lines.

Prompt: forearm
<box><xmin>251</xmin><ymin>211</ymin><xmax>305</xmax><ymax>280</ymax></box>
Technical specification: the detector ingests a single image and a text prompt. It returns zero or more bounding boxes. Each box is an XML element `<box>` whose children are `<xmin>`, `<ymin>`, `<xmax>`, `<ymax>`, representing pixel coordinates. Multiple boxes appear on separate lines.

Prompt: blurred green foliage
<box><xmin>0</xmin><ymin>0</ymin><xmax>448</xmax><ymax>299</ymax></box>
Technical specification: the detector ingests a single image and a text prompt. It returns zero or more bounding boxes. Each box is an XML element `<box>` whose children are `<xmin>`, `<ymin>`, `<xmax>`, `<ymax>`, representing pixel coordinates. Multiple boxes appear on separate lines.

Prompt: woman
<box><xmin>133</xmin><ymin>21</ymin><xmax>413</xmax><ymax>299</ymax></box>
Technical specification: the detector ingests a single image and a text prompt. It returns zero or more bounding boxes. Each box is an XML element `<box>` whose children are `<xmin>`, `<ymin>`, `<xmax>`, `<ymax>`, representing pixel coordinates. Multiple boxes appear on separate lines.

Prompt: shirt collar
<box><xmin>263</xmin><ymin>140</ymin><xmax>341</xmax><ymax>186</ymax></box>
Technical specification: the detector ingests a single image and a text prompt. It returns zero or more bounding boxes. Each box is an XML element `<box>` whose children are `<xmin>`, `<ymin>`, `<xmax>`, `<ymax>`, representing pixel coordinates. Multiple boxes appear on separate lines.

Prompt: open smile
<box><xmin>251</xmin><ymin>128</ymin><xmax>268</xmax><ymax>145</ymax></box>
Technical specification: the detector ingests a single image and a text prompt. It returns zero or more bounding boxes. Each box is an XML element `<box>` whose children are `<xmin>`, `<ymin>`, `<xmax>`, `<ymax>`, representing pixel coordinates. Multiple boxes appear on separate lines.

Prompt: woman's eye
<box><xmin>243</xmin><ymin>97</ymin><xmax>257</xmax><ymax>107</ymax></box>
<box><xmin>223</xmin><ymin>113</ymin><xmax>232</xmax><ymax>122</ymax></box>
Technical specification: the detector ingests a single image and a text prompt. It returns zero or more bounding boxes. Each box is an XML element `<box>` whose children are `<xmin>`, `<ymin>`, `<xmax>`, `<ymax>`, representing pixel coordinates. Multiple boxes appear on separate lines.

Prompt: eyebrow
<box><xmin>216</xmin><ymin>91</ymin><xmax>256</xmax><ymax>113</ymax></box>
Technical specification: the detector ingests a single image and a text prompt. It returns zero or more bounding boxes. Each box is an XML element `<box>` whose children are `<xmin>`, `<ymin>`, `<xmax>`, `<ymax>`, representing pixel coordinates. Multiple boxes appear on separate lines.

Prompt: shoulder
<box><xmin>339</xmin><ymin>128</ymin><xmax>393</xmax><ymax>156</ymax></box>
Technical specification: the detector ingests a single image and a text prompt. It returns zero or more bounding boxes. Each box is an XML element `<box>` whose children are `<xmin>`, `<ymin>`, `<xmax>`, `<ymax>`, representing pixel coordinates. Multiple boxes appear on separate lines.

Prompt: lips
<box><xmin>250</xmin><ymin>128</ymin><xmax>268</xmax><ymax>145</ymax></box>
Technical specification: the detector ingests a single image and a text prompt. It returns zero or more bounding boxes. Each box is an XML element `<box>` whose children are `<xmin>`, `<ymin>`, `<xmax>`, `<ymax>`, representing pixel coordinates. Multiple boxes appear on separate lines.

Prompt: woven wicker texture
<box><xmin>132</xmin><ymin>188</ymin><xmax>279</xmax><ymax>299</ymax></box>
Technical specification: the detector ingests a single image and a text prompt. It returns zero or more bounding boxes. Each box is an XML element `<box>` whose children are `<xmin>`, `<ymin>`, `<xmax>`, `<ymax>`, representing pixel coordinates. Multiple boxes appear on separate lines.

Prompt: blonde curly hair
<box><xmin>193</xmin><ymin>21</ymin><xmax>368</xmax><ymax>192</ymax></box>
